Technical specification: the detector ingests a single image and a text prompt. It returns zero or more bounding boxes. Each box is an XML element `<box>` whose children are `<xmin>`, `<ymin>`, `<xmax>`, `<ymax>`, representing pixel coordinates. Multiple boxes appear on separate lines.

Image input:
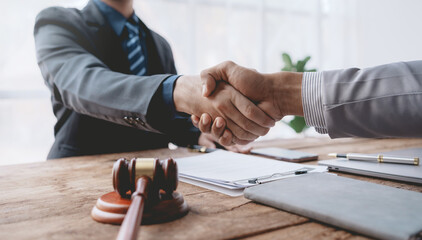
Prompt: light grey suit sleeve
<box><xmin>34</xmin><ymin>22</ymin><xmax>170</xmax><ymax>134</ymax></box>
<box><xmin>302</xmin><ymin>61</ymin><xmax>422</xmax><ymax>138</ymax></box>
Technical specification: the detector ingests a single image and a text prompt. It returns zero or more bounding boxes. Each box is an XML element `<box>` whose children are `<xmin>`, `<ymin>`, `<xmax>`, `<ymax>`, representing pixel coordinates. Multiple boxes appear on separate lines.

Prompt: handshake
<box><xmin>173</xmin><ymin>61</ymin><xmax>304</xmax><ymax>147</ymax></box>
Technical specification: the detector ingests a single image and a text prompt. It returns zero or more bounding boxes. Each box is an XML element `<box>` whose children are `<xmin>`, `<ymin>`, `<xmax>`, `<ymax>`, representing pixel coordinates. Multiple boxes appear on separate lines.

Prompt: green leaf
<box><xmin>296</xmin><ymin>60</ymin><xmax>304</xmax><ymax>72</ymax></box>
<box><xmin>296</xmin><ymin>56</ymin><xmax>311</xmax><ymax>72</ymax></box>
<box><xmin>282</xmin><ymin>53</ymin><xmax>293</xmax><ymax>71</ymax></box>
<box><xmin>288</xmin><ymin>116</ymin><xmax>308</xmax><ymax>133</ymax></box>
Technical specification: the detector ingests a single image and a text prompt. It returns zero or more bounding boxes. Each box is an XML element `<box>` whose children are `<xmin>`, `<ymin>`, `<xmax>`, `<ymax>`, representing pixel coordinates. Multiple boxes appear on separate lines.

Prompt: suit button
<box><xmin>124</xmin><ymin>116</ymin><xmax>134</xmax><ymax>125</ymax></box>
<box><xmin>135</xmin><ymin>117</ymin><xmax>145</xmax><ymax>126</ymax></box>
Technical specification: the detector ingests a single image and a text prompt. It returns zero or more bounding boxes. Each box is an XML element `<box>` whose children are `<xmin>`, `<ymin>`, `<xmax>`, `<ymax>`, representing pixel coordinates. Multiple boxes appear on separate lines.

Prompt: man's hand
<box><xmin>173</xmin><ymin>75</ymin><xmax>275</xmax><ymax>145</ymax></box>
<box><xmin>201</xmin><ymin>61</ymin><xmax>285</xmax><ymax>120</ymax></box>
<box><xmin>196</xmin><ymin>61</ymin><xmax>304</xmax><ymax>145</ymax></box>
<box><xmin>192</xmin><ymin>114</ymin><xmax>232</xmax><ymax>146</ymax></box>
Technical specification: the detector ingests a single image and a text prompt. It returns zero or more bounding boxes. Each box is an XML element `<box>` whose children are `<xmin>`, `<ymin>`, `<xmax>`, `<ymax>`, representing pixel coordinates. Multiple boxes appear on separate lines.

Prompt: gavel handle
<box><xmin>117</xmin><ymin>177</ymin><xmax>151</xmax><ymax>240</ymax></box>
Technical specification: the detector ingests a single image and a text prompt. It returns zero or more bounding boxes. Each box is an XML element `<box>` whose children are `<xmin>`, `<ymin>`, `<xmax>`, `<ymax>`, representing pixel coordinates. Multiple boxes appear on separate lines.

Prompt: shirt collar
<box><xmin>93</xmin><ymin>0</ymin><xmax>138</xmax><ymax>36</ymax></box>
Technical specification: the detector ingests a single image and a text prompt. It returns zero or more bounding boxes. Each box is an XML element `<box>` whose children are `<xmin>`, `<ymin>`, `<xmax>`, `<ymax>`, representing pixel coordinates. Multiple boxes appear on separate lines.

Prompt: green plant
<box><xmin>281</xmin><ymin>53</ymin><xmax>316</xmax><ymax>133</ymax></box>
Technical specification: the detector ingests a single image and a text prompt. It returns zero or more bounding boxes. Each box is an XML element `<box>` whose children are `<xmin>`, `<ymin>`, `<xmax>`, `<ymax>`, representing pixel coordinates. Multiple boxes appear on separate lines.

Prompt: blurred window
<box><xmin>2</xmin><ymin>0</ymin><xmax>421</xmax><ymax>164</ymax></box>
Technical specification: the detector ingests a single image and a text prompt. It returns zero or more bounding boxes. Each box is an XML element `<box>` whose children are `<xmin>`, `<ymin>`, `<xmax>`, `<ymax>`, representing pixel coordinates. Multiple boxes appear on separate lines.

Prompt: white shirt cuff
<box><xmin>302</xmin><ymin>72</ymin><xmax>328</xmax><ymax>134</ymax></box>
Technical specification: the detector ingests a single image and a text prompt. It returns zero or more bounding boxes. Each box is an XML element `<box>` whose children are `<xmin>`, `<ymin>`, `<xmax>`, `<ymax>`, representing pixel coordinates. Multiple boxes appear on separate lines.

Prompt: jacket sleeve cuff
<box><xmin>302</xmin><ymin>72</ymin><xmax>328</xmax><ymax>134</ymax></box>
<box><xmin>162</xmin><ymin>75</ymin><xmax>190</xmax><ymax>120</ymax></box>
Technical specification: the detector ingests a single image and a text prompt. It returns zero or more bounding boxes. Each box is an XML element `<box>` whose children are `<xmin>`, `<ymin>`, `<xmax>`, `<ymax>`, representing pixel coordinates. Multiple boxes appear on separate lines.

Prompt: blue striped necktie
<box><xmin>125</xmin><ymin>20</ymin><xmax>147</xmax><ymax>76</ymax></box>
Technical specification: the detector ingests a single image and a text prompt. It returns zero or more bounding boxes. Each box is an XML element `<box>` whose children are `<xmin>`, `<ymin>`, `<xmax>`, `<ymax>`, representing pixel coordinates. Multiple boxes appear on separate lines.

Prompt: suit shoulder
<box><xmin>34</xmin><ymin>7</ymin><xmax>83</xmax><ymax>33</ymax></box>
<box><xmin>36</xmin><ymin>7</ymin><xmax>81</xmax><ymax>22</ymax></box>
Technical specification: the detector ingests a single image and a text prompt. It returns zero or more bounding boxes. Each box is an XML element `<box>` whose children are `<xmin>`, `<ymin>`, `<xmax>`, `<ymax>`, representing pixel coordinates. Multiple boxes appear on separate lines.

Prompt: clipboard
<box><xmin>175</xmin><ymin>150</ymin><xmax>327</xmax><ymax>196</ymax></box>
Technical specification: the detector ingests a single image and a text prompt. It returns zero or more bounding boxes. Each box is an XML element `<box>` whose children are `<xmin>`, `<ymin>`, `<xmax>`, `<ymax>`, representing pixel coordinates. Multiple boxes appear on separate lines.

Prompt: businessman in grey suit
<box><xmin>194</xmin><ymin>61</ymin><xmax>422</xmax><ymax>145</ymax></box>
<box><xmin>34</xmin><ymin>0</ymin><xmax>274</xmax><ymax>159</ymax></box>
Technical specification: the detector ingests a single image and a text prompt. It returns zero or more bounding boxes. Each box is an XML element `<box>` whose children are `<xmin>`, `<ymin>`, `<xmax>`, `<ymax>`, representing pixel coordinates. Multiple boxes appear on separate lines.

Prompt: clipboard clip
<box><xmin>247</xmin><ymin>167</ymin><xmax>311</xmax><ymax>184</ymax></box>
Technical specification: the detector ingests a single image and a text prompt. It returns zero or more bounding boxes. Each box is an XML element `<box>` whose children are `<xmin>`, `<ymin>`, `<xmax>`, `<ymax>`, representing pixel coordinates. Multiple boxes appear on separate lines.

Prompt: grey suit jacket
<box><xmin>321</xmin><ymin>61</ymin><xmax>422</xmax><ymax>138</ymax></box>
<box><xmin>34</xmin><ymin>1</ymin><xmax>199</xmax><ymax>159</ymax></box>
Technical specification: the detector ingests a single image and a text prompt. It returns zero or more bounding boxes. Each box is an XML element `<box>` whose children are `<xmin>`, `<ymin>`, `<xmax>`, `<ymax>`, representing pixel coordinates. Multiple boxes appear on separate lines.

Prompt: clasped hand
<box><xmin>173</xmin><ymin>61</ymin><xmax>303</xmax><ymax>146</ymax></box>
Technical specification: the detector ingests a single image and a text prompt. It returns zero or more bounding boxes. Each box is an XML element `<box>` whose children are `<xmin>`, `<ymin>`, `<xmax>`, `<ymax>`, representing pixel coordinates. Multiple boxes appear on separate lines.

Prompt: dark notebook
<box><xmin>251</xmin><ymin>147</ymin><xmax>318</xmax><ymax>162</ymax></box>
<box><xmin>244</xmin><ymin>173</ymin><xmax>422</xmax><ymax>240</ymax></box>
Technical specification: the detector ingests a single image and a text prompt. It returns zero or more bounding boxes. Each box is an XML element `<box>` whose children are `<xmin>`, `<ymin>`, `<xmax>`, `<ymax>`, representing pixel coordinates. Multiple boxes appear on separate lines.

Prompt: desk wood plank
<box><xmin>244</xmin><ymin>222</ymin><xmax>369</xmax><ymax>240</ymax></box>
<box><xmin>0</xmin><ymin>138</ymin><xmax>421</xmax><ymax>239</ymax></box>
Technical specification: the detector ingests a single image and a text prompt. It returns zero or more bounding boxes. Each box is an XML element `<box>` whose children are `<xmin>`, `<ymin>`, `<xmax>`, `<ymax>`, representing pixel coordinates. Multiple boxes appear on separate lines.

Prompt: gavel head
<box><xmin>112</xmin><ymin>158</ymin><xmax>178</xmax><ymax>198</ymax></box>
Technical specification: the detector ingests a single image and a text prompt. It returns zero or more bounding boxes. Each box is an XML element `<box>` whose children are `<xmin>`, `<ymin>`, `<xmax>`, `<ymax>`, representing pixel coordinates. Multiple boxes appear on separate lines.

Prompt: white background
<box><xmin>1</xmin><ymin>0</ymin><xmax>421</xmax><ymax>165</ymax></box>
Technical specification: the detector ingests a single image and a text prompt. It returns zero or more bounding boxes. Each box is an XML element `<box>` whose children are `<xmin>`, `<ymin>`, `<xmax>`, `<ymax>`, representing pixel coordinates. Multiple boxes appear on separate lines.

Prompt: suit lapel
<box><xmin>138</xmin><ymin>20</ymin><xmax>165</xmax><ymax>75</ymax></box>
<box><xmin>81</xmin><ymin>0</ymin><xmax>131</xmax><ymax>74</ymax></box>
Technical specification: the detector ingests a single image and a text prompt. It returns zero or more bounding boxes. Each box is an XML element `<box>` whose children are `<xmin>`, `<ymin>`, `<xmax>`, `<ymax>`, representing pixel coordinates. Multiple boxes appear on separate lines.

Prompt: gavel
<box><xmin>112</xmin><ymin>157</ymin><xmax>179</xmax><ymax>240</ymax></box>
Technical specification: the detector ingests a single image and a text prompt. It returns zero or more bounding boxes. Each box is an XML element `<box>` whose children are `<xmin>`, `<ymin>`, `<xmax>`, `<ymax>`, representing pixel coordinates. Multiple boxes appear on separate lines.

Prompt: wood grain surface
<box><xmin>1</xmin><ymin>137</ymin><xmax>421</xmax><ymax>240</ymax></box>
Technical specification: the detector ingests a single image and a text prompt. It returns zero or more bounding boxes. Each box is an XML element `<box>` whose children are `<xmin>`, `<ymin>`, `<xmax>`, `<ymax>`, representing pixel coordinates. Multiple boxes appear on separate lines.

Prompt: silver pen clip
<box><xmin>244</xmin><ymin>167</ymin><xmax>313</xmax><ymax>185</ymax></box>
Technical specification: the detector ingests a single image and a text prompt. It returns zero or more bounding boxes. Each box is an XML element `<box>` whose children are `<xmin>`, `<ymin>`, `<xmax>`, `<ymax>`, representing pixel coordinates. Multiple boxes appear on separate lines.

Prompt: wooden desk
<box><xmin>1</xmin><ymin>138</ymin><xmax>421</xmax><ymax>240</ymax></box>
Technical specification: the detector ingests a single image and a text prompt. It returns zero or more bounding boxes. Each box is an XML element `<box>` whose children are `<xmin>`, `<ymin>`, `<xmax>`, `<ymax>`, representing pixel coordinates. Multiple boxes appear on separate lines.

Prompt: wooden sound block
<box><xmin>91</xmin><ymin>192</ymin><xmax>130</xmax><ymax>225</ymax></box>
<box><xmin>91</xmin><ymin>191</ymin><xmax>188</xmax><ymax>225</ymax></box>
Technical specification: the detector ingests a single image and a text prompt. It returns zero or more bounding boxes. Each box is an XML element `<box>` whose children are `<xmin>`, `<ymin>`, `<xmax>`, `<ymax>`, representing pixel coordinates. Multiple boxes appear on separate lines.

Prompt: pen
<box><xmin>328</xmin><ymin>153</ymin><xmax>419</xmax><ymax>166</ymax></box>
<box><xmin>187</xmin><ymin>145</ymin><xmax>218</xmax><ymax>153</ymax></box>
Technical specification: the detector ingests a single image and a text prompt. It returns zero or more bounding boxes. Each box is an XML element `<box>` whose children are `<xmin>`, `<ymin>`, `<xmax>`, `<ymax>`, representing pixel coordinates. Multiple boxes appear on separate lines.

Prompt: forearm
<box><xmin>147</xmin><ymin>75</ymin><xmax>201</xmax><ymax>146</ymax></box>
<box><xmin>173</xmin><ymin>75</ymin><xmax>202</xmax><ymax>115</ymax></box>
<box><xmin>321</xmin><ymin>61</ymin><xmax>422</xmax><ymax>138</ymax></box>
<box><xmin>263</xmin><ymin>72</ymin><xmax>304</xmax><ymax>117</ymax></box>
<box><xmin>44</xmin><ymin>56</ymin><xmax>170</xmax><ymax>131</ymax></box>
<box><xmin>301</xmin><ymin>61</ymin><xmax>422</xmax><ymax>138</ymax></box>
<box><xmin>35</xmin><ymin>25</ymin><xmax>172</xmax><ymax>133</ymax></box>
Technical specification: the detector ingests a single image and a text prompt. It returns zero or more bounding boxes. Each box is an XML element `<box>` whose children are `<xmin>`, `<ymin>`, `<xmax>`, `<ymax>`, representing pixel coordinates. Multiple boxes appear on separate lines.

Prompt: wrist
<box><xmin>173</xmin><ymin>75</ymin><xmax>201</xmax><ymax>115</ymax></box>
<box><xmin>265</xmin><ymin>72</ymin><xmax>303</xmax><ymax>117</ymax></box>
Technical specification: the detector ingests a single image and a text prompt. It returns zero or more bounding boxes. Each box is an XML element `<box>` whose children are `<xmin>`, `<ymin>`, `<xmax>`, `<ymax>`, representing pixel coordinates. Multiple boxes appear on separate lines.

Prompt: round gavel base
<box><xmin>91</xmin><ymin>191</ymin><xmax>189</xmax><ymax>225</ymax></box>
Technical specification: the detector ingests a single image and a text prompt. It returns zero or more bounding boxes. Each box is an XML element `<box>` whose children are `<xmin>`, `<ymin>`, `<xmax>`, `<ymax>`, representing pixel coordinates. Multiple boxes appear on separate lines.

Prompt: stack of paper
<box><xmin>175</xmin><ymin>150</ymin><xmax>327</xmax><ymax>196</ymax></box>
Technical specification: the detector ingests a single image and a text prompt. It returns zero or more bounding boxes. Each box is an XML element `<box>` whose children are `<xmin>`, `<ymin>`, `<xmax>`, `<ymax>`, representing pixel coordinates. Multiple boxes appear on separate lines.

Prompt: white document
<box><xmin>176</xmin><ymin>150</ymin><xmax>327</xmax><ymax>196</ymax></box>
<box><xmin>180</xmin><ymin>177</ymin><xmax>245</xmax><ymax>197</ymax></box>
